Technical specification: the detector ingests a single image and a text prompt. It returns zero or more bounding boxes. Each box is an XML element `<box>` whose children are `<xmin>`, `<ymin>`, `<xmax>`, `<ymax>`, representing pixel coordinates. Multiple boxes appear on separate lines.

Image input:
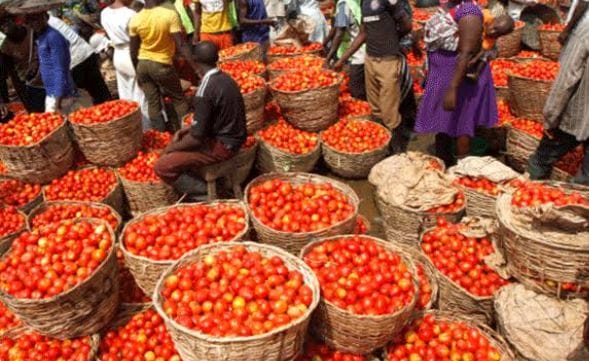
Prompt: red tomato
<box><xmin>69</xmin><ymin>100</ymin><xmax>138</xmax><ymax>125</ymax></box>
<box><xmin>0</xmin><ymin>333</ymin><xmax>93</xmax><ymax>361</ymax></box>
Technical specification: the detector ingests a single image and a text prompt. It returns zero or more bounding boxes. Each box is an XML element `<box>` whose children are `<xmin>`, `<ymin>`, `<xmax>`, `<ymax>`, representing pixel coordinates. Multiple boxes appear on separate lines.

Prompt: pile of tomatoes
<box><xmin>232</xmin><ymin>73</ymin><xmax>266</xmax><ymax>95</ymax></box>
<box><xmin>421</xmin><ymin>219</ymin><xmax>510</xmax><ymax>297</ymax></box>
<box><xmin>0</xmin><ymin>179</ymin><xmax>41</xmax><ymax>208</ymax></box>
<box><xmin>248</xmin><ymin>179</ymin><xmax>355</xmax><ymax>233</ymax></box>
<box><xmin>160</xmin><ymin>245</ymin><xmax>314</xmax><ymax>336</ymax></box>
<box><xmin>44</xmin><ymin>168</ymin><xmax>118</xmax><ymax>202</ymax></box>
<box><xmin>0</xmin><ymin>333</ymin><xmax>94</xmax><ymax>361</ymax></box>
<box><xmin>219</xmin><ymin>42</ymin><xmax>258</xmax><ymax>59</ymax></box>
<box><xmin>242</xmin><ymin>135</ymin><xmax>256</xmax><ymax>149</ymax></box>
<box><xmin>0</xmin><ymin>161</ymin><xmax>5</xmax><ymax>175</ymax></box>
<box><xmin>354</xmin><ymin>216</ymin><xmax>369</xmax><ymax>234</ymax></box>
<box><xmin>119</xmin><ymin>151</ymin><xmax>162</xmax><ymax>183</ymax></box>
<box><xmin>415</xmin><ymin>263</ymin><xmax>433</xmax><ymax>310</ymax></box>
<box><xmin>99</xmin><ymin>309</ymin><xmax>179</xmax><ymax>361</ymax></box>
<box><xmin>123</xmin><ymin>203</ymin><xmax>247</xmax><ymax>261</ymax></box>
<box><xmin>69</xmin><ymin>100</ymin><xmax>138</xmax><ymax>125</ymax></box>
<box><xmin>538</xmin><ymin>23</ymin><xmax>566</xmax><ymax>31</ymax></box>
<box><xmin>257</xmin><ymin>119</ymin><xmax>318</xmax><ymax>154</ymax></box>
<box><xmin>267</xmin><ymin>56</ymin><xmax>324</xmax><ymax>73</ymax></box>
<box><xmin>0</xmin><ymin>206</ymin><xmax>24</xmax><ymax>238</ymax></box>
<box><xmin>386</xmin><ymin>314</ymin><xmax>502</xmax><ymax>361</ymax></box>
<box><xmin>454</xmin><ymin>176</ymin><xmax>500</xmax><ymax>196</ymax></box>
<box><xmin>406</xmin><ymin>51</ymin><xmax>425</xmax><ymax>67</ymax></box>
<box><xmin>219</xmin><ymin>60</ymin><xmax>265</xmax><ymax>78</ymax></box>
<box><xmin>510</xmin><ymin>118</ymin><xmax>543</xmax><ymax>138</ymax></box>
<box><xmin>142</xmin><ymin>129</ymin><xmax>172</xmax><ymax>151</ymax></box>
<box><xmin>322</xmin><ymin>119</ymin><xmax>390</xmax><ymax>153</ymax></box>
<box><xmin>30</xmin><ymin>202</ymin><xmax>120</xmax><ymax>232</ymax></box>
<box><xmin>496</xmin><ymin>100</ymin><xmax>513</xmax><ymax>126</ymax></box>
<box><xmin>511</xmin><ymin>61</ymin><xmax>559</xmax><ymax>81</ymax></box>
<box><xmin>304</xmin><ymin>236</ymin><xmax>415</xmax><ymax>315</ymax></box>
<box><xmin>0</xmin><ymin>301</ymin><xmax>19</xmax><ymax>333</ymax></box>
<box><xmin>427</xmin><ymin>192</ymin><xmax>466</xmax><ymax>214</ymax></box>
<box><xmin>297</xmin><ymin>340</ymin><xmax>365</xmax><ymax>361</ymax></box>
<box><xmin>554</xmin><ymin>146</ymin><xmax>583</xmax><ymax>176</ymax></box>
<box><xmin>510</xmin><ymin>180</ymin><xmax>589</xmax><ymax>207</ymax></box>
<box><xmin>268</xmin><ymin>43</ymin><xmax>322</xmax><ymax>56</ymax></box>
<box><xmin>490</xmin><ymin>59</ymin><xmax>516</xmax><ymax>87</ymax></box>
<box><xmin>0</xmin><ymin>220</ymin><xmax>112</xmax><ymax>299</ymax></box>
<box><xmin>338</xmin><ymin>97</ymin><xmax>372</xmax><ymax>118</ymax></box>
<box><xmin>272</xmin><ymin>69</ymin><xmax>339</xmax><ymax>92</ymax></box>
<box><xmin>0</xmin><ymin>112</ymin><xmax>63</xmax><ymax>146</ymax></box>
<box><xmin>413</xmin><ymin>8</ymin><xmax>432</xmax><ymax>22</ymax></box>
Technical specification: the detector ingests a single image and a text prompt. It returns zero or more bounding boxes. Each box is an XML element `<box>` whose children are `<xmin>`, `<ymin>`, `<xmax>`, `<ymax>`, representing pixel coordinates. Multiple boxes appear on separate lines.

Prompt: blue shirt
<box><xmin>36</xmin><ymin>26</ymin><xmax>76</xmax><ymax>98</ymax></box>
<box><xmin>241</xmin><ymin>0</ymin><xmax>270</xmax><ymax>44</ymax></box>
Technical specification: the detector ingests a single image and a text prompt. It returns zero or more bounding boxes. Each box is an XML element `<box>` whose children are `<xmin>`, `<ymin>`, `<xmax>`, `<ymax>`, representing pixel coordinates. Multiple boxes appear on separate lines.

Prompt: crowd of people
<box><xmin>0</xmin><ymin>0</ymin><xmax>589</xmax><ymax>191</ymax></box>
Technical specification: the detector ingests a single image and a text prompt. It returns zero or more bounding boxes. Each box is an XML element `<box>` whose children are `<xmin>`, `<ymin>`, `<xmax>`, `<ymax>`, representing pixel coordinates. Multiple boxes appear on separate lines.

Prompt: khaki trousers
<box><xmin>365</xmin><ymin>55</ymin><xmax>402</xmax><ymax>130</ymax></box>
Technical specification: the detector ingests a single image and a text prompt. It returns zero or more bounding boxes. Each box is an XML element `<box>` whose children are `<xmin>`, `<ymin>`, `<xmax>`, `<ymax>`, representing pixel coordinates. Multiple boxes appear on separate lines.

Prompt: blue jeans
<box><xmin>528</xmin><ymin>128</ymin><xmax>589</xmax><ymax>185</ymax></box>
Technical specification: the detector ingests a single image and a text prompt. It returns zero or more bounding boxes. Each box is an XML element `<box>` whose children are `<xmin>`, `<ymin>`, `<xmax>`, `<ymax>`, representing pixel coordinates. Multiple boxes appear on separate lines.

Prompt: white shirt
<box><xmin>48</xmin><ymin>15</ymin><xmax>94</xmax><ymax>69</ymax></box>
<box><xmin>101</xmin><ymin>6</ymin><xmax>137</xmax><ymax>46</ymax></box>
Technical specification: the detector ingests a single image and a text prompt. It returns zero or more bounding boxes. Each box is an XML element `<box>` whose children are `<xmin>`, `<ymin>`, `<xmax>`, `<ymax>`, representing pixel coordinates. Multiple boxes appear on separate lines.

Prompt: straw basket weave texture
<box><xmin>505</xmin><ymin>125</ymin><xmax>540</xmax><ymax>172</ymax></box>
<box><xmin>219</xmin><ymin>43</ymin><xmax>263</xmax><ymax>62</ymax></box>
<box><xmin>462</xmin><ymin>187</ymin><xmax>498</xmax><ymax>219</ymax></box>
<box><xmin>69</xmin><ymin>105</ymin><xmax>143</xmax><ymax>167</ymax></box>
<box><xmin>507</xmin><ymin>73</ymin><xmax>553</xmax><ymax>121</ymax></box>
<box><xmin>270</xmin><ymin>74</ymin><xmax>340</xmax><ymax>132</ymax></box>
<box><xmin>255</xmin><ymin>134</ymin><xmax>321</xmax><ymax>174</ymax></box>
<box><xmin>538</xmin><ymin>28</ymin><xmax>561</xmax><ymax>60</ymax></box>
<box><xmin>0</xmin><ymin>219</ymin><xmax>119</xmax><ymax>339</ymax></box>
<box><xmin>118</xmin><ymin>175</ymin><xmax>179</xmax><ymax>216</ymax></box>
<box><xmin>496</xmin><ymin>22</ymin><xmax>524</xmax><ymax>58</ymax></box>
<box><xmin>27</xmin><ymin>200</ymin><xmax>123</xmax><ymax>234</ymax></box>
<box><xmin>300</xmin><ymin>235</ymin><xmax>418</xmax><ymax>354</ymax></box>
<box><xmin>0</xmin><ymin>209</ymin><xmax>26</xmax><ymax>255</ymax></box>
<box><xmin>497</xmin><ymin>187</ymin><xmax>589</xmax><ymax>298</ymax></box>
<box><xmin>376</xmin><ymin>194</ymin><xmax>465</xmax><ymax>252</ymax></box>
<box><xmin>234</xmin><ymin>143</ymin><xmax>258</xmax><ymax>185</ymax></box>
<box><xmin>550</xmin><ymin>166</ymin><xmax>574</xmax><ymax>182</ymax></box>
<box><xmin>153</xmin><ymin>241</ymin><xmax>321</xmax><ymax>361</ymax></box>
<box><xmin>245</xmin><ymin>173</ymin><xmax>360</xmax><ymax>255</ymax></box>
<box><xmin>120</xmin><ymin>201</ymin><xmax>250</xmax><ymax>296</ymax></box>
<box><xmin>0</xmin><ymin>120</ymin><xmax>74</xmax><ymax>184</ymax></box>
<box><xmin>403</xmin><ymin>247</ymin><xmax>439</xmax><ymax>310</ymax></box>
<box><xmin>495</xmin><ymin>86</ymin><xmax>509</xmax><ymax>100</ymax></box>
<box><xmin>243</xmin><ymin>84</ymin><xmax>267</xmax><ymax>134</ymax></box>
<box><xmin>419</xmin><ymin>227</ymin><xmax>497</xmax><ymax>325</ymax></box>
<box><xmin>321</xmin><ymin>121</ymin><xmax>391</xmax><ymax>178</ymax></box>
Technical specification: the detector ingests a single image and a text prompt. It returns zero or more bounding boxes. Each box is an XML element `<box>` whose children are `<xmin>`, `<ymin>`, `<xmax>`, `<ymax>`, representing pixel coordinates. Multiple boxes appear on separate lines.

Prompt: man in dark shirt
<box><xmin>155</xmin><ymin>41</ymin><xmax>246</xmax><ymax>194</ymax></box>
<box><xmin>334</xmin><ymin>0</ymin><xmax>411</xmax><ymax>145</ymax></box>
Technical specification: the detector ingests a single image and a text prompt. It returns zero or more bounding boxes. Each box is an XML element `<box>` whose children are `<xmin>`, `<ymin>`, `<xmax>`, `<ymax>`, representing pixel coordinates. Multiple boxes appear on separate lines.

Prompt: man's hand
<box><xmin>332</xmin><ymin>60</ymin><xmax>344</xmax><ymax>71</ymax></box>
<box><xmin>0</xmin><ymin>104</ymin><xmax>7</xmax><ymax>118</ymax></box>
<box><xmin>443</xmin><ymin>89</ymin><xmax>457</xmax><ymax>111</ymax></box>
<box><xmin>173</xmin><ymin>127</ymin><xmax>190</xmax><ymax>142</ymax></box>
<box><xmin>265</xmin><ymin>18</ymin><xmax>278</xmax><ymax>27</ymax></box>
<box><xmin>557</xmin><ymin>30</ymin><xmax>569</xmax><ymax>46</ymax></box>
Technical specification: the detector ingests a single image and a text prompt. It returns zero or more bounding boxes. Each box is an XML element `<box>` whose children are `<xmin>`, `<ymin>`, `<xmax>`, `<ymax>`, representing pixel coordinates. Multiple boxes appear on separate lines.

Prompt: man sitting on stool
<box><xmin>155</xmin><ymin>41</ymin><xmax>246</xmax><ymax>197</ymax></box>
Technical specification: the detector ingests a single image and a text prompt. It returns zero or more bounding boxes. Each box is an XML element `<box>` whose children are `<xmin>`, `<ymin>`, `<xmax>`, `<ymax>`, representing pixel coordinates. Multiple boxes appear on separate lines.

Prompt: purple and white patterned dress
<box><xmin>414</xmin><ymin>1</ymin><xmax>498</xmax><ymax>137</ymax></box>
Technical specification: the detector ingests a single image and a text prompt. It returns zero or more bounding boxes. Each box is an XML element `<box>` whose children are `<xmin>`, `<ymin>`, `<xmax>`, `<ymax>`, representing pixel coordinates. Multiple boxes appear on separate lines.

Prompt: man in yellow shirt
<box><xmin>130</xmin><ymin>0</ymin><xmax>197</xmax><ymax>131</ymax></box>
<box><xmin>192</xmin><ymin>0</ymin><xmax>235</xmax><ymax>49</ymax></box>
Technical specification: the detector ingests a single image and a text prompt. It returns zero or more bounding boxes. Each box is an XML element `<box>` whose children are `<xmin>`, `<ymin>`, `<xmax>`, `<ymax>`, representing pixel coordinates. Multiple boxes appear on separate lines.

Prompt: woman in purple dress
<box><xmin>414</xmin><ymin>0</ymin><xmax>497</xmax><ymax>166</ymax></box>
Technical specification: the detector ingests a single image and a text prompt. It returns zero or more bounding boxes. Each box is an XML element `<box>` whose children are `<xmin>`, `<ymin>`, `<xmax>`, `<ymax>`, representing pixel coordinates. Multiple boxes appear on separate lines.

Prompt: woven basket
<box><xmin>219</xmin><ymin>43</ymin><xmax>263</xmax><ymax>63</ymax></box>
<box><xmin>300</xmin><ymin>235</ymin><xmax>418</xmax><ymax>354</ymax></box>
<box><xmin>120</xmin><ymin>201</ymin><xmax>250</xmax><ymax>296</ymax></box>
<box><xmin>376</xmin><ymin>194</ymin><xmax>466</xmax><ymax>252</ymax></box>
<box><xmin>269</xmin><ymin>74</ymin><xmax>340</xmax><ymax>132</ymax></box>
<box><xmin>321</xmin><ymin>120</ymin><xmax>391</xmax><ymax>178</ymax></box>
<box><xmin>255</xmin><ymin>134</ymin><xmax>321</xmax><ymax>174</ymax></box>
<box><xmin>403</xmin><ymin>247</ymin><xmax>439</xmax><ymax>311</ymax></box>
<box><xmin>0</xmin><ymin>120</ymin><xmax>74</xmax><ymax>184</ymax></box>
<box><xmin>505</xmin><ymin>125</ymin><xmax>540</xmax><ymax>173</ymax></box>
<box><xmin>69</xmin><ymin>105</ymin><xmax>143</xmax><ymax>167</ymax></box>
<box><xmin>0</xmin><ymin>219</ymin><xmax>119</xmax><ymax>339</ymax></box>
<box><xmin>0</xmin><ymin>209</ymin><xmax>26</xmax><ymax>255</ymax></box>
<box><xmin>550</xmin><ymin>166</ymin><xmax>574</xmax><ymax>181</ymax></box>
<box><xmin>243</xmin><ymin>83</ymin><xmax>267</xmax><ymax>134</ymax></box>
<box><xmin>463</xmin><ymin>187</ymin><xmax>498</xmax><ymax>219</ymax></box>
<box><xmin>497</xmin><ymin>188</ymin><xmax>589</xmax><ymax>298</ymax></box>
<box><xmin>495</xmin><ymin>86</ymin><xmax>510</xmax><ymax>100</ymax></box>
<box><xmin>245</xmin><ymin>173</ymin><xmax>360</xmax><ymax>255</ymax></box>
<box><xmin>507</xmin><ymin>73</ymin><xmax>553</xmax><ymax>121</ymax></box>
<box><xmin>27</xmin><ymin>200</ymin><xmax>123</xmax><ymax>234</ymax></box>
<box><xmin>538</xmin><ymin>28</ymin><xmax>561</xmax><ymax>60</ymax></box>
<box><xmin>234</xmin><ymin>143</ymin><xmax>258</xmax><ymax>185</ymax></box>
<box><xmin>496</xmin><ymin>22</ymin><xmax>524</xmax><ymax>58</ymax></box>
<box><xmin>418</xmin><ymin>227</ymin><xmax>497</xmax><ymax>325</ymax></box>
<box><xmin>118</xmin><ymin>174</ymin><xmax>179</xmax><ymax>216</ymax></box>
<box><xmin>266</xmin><ymin>56</ymin><xmax>325</xmax><ymax>80</ymax></box>
<box><xmin>153</xmin><ymin>241</ymin><xmax>321</xmax><ymax>361</ymax></box>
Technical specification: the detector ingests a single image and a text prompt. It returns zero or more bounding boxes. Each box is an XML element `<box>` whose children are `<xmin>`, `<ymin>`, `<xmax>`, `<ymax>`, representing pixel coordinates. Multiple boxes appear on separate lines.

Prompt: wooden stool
<box><xmin>195</xmin><ymin>157</ymin><xmax>243</xmax><ymax>201</ymax></box>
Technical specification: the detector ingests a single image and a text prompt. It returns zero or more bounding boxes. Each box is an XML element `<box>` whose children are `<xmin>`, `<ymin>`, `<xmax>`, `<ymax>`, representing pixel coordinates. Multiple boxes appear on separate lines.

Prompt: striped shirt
<box><xmin>544</xmin><ymin>22</ymin><xmax>589</xmax><ymax>141</ymax></box>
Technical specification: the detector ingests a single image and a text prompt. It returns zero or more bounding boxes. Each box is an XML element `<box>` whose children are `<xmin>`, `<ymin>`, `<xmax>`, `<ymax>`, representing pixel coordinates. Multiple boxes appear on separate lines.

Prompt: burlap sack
<box><xmin>369</xmin><ymin>151</ymin><xmax>442</xmax><ymax>189</ymax></box>
<box><xmin>274</xmin><ymin>16</ymin><xmax>315</xmax><ymax>47</ymax></box>
<box><xmin>495</xmin><ymin>284</ymin><xmax>589</xmax><ymax>361</ymax></box>
<box><xmin>451</xmin><ymin>156</ymin><xmax>519</xmax><ymax>183</ymax></box>
<box><xmin>513</xmin><ymin>204</ymin><xmax>589</xmax><ymax>246</ymax></box>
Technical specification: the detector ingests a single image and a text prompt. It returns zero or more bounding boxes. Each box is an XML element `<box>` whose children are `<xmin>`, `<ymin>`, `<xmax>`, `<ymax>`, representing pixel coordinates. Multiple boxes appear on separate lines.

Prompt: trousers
<box><xmin>365</xmin><ymin>55</ymin><xmax>402</xmax><ymax>130</ymax></box>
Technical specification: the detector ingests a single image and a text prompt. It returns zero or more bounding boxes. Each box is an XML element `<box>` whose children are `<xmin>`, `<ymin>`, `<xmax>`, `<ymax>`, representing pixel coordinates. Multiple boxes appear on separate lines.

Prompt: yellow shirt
<box><xmin>128</xmin><ymin>6</ymin><xmax>182</xmax><ymax>65</ymax></box>
<box><xmin>194</xmin><ymin>0</ymin><xmax>233</xmax><ymax>34</ymax></box>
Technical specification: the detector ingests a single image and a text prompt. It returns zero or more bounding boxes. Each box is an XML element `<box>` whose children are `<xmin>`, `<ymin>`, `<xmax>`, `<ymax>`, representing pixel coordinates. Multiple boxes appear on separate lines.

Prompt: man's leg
<box><xmin>364</xmin><ymin>56</ymin><xmax>382</xmax><ymax>121</ymax></box>
<box><xmin>378</xmin><ymin>56</ymin><xmax>402</xmax><ymax>131</ymax></box>
<box><xmin>528</xmin><ymin>129</ymin><xmax>580</xmax><ymax>180</ymax></box>
<box><xmin>150</xmin><ymin>62</ymin><xmax>188</xmax><ymax>131</ymax></box>
<box><xmin>72</xmin><ymin>54</ymin><xmax>112</xmax><ymax>104</ymax></box>
<box><xmin>136</xmin><ymin>61</ymin><xmax>166</xmax><ymax>131</ymax></box>
<box><xmin>348</xmin><ymin>64</ymin><xmax>366</xmax><ymax>101</ymax></box>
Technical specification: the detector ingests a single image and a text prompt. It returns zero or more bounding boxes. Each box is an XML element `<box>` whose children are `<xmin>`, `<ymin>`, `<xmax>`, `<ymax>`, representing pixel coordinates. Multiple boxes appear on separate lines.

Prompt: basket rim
<box><xmin>42</xmin><ymin>167</ymin><xmax>120</xmax><ymax>203</ymax></box>
<box><xmin>244</xmin><ymin>172</ymin><xmax>360</xmax><ymax>237</ymax></box>
<box><xmin>68</xmin><ymin>101</ymin><xmax>140</xmax><ymax>128</ymax></box>
<box><xmin>254</xmin><ymin>130</ymin><xmax>321</xmax><ymax>157</ymax></box>
<box><xmin>119</xmin><ymin>200</ymin><xmax>251</xmax><ymax>266</ymax></box>
<box><xmin>152</xmin><ymin>241</ymin><xmax>321</xmax><ymax>343</ymax></box>
<box><xmin>0</xmin><ymin>115</ymin><xmax>67</xmax><ymax>150</ymax></box>
<box><xmin>241</xmin><ymin>80</ymin><xmax>267</xmax><ymax>97</ymax></box>
<box><xmin>268</xmin><ymin>70</ymin><xmax>342</xmax><ymax>95</ymax></box>
<box><xmin>506</xmin><ymin>123</ymin><xmax>541</xmax><ymax>141</ymax></box>
<box><xmin>0</xmin><ymin>218</ymin><xmax>117</xmax><ymax>305</ymax></box>
<box><xmin>219</xmin><ymin>42</ymin><xmax>260</xmax><ymax>62</ymax></box>
<box><xmin>300</xmin><ymin>234</ymin><xmax>420</xmax><ymax>319</ymax></box>
<box><xmin>537</xmin><ymin>27</ymin><xmax>562</xmax><ymax>34</ymax></box>
<box><xmin>27</xmin><ymin>200</ymin><xmax>122</xmax><ymax>231</ymax></box>
<box><xmin>320</xmin><ymin>118</ymin><xmax>392</xmax><ymax>156</ymax></box>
